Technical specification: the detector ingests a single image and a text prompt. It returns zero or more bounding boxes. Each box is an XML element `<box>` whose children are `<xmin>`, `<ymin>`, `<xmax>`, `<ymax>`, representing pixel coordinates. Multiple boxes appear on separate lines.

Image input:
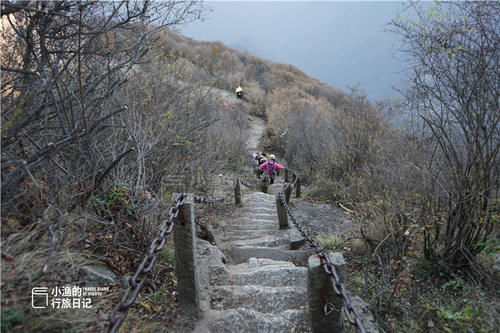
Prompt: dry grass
<box><xmin>1</xmin><ymin>218</ymin><xmax>112</xmax><ymax>332</ymax></box>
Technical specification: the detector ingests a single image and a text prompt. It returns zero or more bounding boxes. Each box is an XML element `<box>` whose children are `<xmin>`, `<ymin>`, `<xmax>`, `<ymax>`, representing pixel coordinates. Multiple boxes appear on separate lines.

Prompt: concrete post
<box><xmin>285</xmin><ymin>169</ymin><xmax>289</xmax><ymax>182</ymax></box>
<box><xmin>285</xmin><ymin>184</ymin><xmax>292</xmax><ymax>204</ymax></box>
<box><xmin>296</xmin><ymin>177</ymin><xmax>301</xmax><ymax>198</ymax></box>
<box><xmin>234</xmin><ymin>179</ymin><xmax>242</xmax><ymax>206</ymax></box>
<box><xmin>173</xmin><ymin>193</ymin><xmax>199</xmax><ymax>319</ymax></box>
<box><xmin>276</xmin><ymin>193</ymin><xmax>289</xmax><ymax>229</ymax></box>
<box><xmin>260</xmin><ymin>175</ymin><xmax>268</xmax><ymax>193</ymax></box>
<box><xmin>308</xmin><ymin>252</ymin><xmax>346</xmax><ymax>333</ymax></box>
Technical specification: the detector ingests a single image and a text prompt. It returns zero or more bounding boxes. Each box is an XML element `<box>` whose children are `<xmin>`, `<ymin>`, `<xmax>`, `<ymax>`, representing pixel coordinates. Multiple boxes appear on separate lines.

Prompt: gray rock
<box><xmin>291</xmin><ymin>199</ymin><xmax>360</xmax><ymax>237</ymax></box>
<box><xmin>350</xmin><ymin>295</ymin><xmax>379</xmax><ymax>333</ymax></box>
<box><xmin>197</xmin><ymin>223</ymin><xmax>216</xmax><ymax>244</ymax></box>
<box><xmin>120</xmin><ymin>275</ymin><xmax>131</xmax><ymax>288</ymax></box>
<box><xmin>197</xmin><ymin>239</ymin><xmax>227</xmax><ymax>266</ymax></box>
<box><xmin>80</xmin><ymin>264</ymin><xmax>118</xmax><ymax>286</ymax></box>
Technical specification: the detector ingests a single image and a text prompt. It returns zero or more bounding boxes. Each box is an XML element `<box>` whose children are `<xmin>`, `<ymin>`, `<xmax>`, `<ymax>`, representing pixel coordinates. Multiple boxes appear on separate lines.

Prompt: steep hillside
<box><xmin>2</xmin><ymin>3</ymin><xmax>498</xmax><ymax>332</ymax></box>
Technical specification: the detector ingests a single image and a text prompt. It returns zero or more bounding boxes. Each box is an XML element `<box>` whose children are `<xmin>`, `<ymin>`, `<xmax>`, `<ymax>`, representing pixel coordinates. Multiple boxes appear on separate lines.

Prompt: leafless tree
<box><xmin>390</xmin><ymin>1</ymin><xmax>500</xmax><ymax>275</ymax></box>
<box><xmin>1</xmin><ymin>0</ymin><xmax>203</xmax><ymax>220</ymax></box>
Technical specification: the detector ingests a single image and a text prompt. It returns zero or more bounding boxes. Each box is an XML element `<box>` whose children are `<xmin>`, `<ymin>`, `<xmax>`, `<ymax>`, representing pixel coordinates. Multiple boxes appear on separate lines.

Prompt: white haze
<box><xmin>180</xmin><ymin>1</ymin><xmax>407</xmax><ymax>102</ymax></box>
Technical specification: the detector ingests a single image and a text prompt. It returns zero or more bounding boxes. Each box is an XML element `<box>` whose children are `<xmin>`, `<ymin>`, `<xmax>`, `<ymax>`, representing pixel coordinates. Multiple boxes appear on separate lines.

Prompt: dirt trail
<box><xmin>245</xmin><ymin>117</ymin><xmax>264</xmax><ymax>153</ymax></box>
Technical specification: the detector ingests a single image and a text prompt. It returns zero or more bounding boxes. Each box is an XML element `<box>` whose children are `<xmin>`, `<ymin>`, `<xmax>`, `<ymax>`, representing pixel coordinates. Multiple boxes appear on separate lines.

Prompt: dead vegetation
<box><xmin>1</xmin><ymin>0</ymin><xmax>499</xmax><ymax>332</ymax></box>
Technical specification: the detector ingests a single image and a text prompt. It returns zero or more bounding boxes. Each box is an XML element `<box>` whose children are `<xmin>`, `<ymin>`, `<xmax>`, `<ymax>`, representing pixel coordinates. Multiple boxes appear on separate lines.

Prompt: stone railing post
<box><xmin>234</xmin><ymin>179</ymin><xmax>242</xmax><ymax>206</ymax></box>
<box><xmin>296</xmin><ymin>177</ymin><xmax>301</xmax><ymax>198</ymax></box>
<box><xmin>285</xmin><ymin>184</ymin><xmax>292</xmax><ymax>204</ymax></box>
<box><xmin>308</xmin><ymin>252</ymin><xmax>345</xmax><ymax>333</ymax></box>
<box><xmin>260</xmin><ymin>175</ymin><xmax>268</xmax><ymax>193</ymax></box>
<box><xmin>284</xmin><ymin>168</ymin><xmax>289</xmax><ymax>182</ymax></box>
<box><xmin>173</xmin><ymin>193</ymin><xmax>199</xmax><ymax>319</ymax></box>
<box><xmin>276</xmin><ymin>193</ymin><xmax>289</xmax><ymax>229</ymax></box>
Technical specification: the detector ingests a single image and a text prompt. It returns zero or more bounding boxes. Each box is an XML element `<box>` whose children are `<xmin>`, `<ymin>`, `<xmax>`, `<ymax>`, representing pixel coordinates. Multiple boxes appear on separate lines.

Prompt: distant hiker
<box><xmin>256</xmin><ymin>152</ymin><xmax>266</xmax><ymax>166</ymax></box>
<box><xmin>235</xmin><ymin>86</ymin><xmax>243</xmax><ymax>99</ymax></box>
<box><xmin>257</xmin><ymin>152</ymin><xmax>270</xmax><ymax>165</ymax></box>
<box><xmin>253</xmin><ymin>153</ymin><xmax>264</xmax><ymax>178</ymax></box>
<box><xmin>259</xmin><ymin>154</ymin><xmax>285</xmax><ymax>184</ymax></box>
<box><xmin>251</xmin><ymin>153</ymin><xmax>259</xmax><ymax>165</ymax></box>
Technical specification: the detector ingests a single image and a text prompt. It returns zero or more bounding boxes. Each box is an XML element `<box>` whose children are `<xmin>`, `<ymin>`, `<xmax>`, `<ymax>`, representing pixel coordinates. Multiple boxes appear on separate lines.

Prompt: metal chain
<box><xmin>240</xmin><ymin>179</ymin><xmax>258</xmax><ymax>188</ymax></box>
<box><xmin>108</xmin><ymin>177</ymin><xmax>238</xmax><ymax>331</ymax></box>
<box><xmin>107</xmin><ymin>193</ymin><xmax>185</xmax><ymax>333</ymax></box>
<box><xmin>287</xmin><ymin>168</ymin><xmax>299</xmax><ymax>187</ymax></box>
<box><xmin>278</xmin><ymin>185</ymin><xmax>367</xmax><ymax>333</ymax></box>
<box><xmin>108</xmin><ymin>170</ymin><xmax>364</xmax><ymax>332</ymax></box>
<box><xmin>194</xmin><ymin>179</ymin><xmax>237</xmax><ymax>204</ymax></box>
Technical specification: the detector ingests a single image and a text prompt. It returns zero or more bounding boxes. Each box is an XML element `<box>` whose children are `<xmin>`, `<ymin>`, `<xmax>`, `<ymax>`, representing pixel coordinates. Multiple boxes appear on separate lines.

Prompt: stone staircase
<box><xmin>194</xmin><ymin>186</ymin><xmax>313</xmax><ymax>332</ymax></box>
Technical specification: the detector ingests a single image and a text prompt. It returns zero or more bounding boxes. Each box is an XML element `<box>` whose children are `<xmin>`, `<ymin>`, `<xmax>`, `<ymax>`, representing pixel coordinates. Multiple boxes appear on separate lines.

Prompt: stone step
<box><xmin>239</xmin><ymin>206</ymin><xmax>276</xmax><ymax>214</ymax></box>
<box><xmin>241</xmin><ymin>192</ymin><xmax>275</xmax><ymax>199</ymax></box>
<box><xmin>233</xmin><ymin>217</ymin><xmax>277</xmax><ymax>223</ymax></box>
<box><xmin>243</xmin><ymin>194</ymin><xmax>274</xmax><ymax>201</ymax></box>
<box><xmin>205</xmin><ymin>307</ymin><xmax>309</xmax><ymax>333</ymax></box>
<box><xmin>242</xmin><ymin>201</ymin><xmax>275</xmax><ymax>207</ymax></box>
<box><xmin>225</xmin><ymin>235</ymin><xmax>290</xmax><ymax>248</ymax></box>
<box><xmin>224</xmin><ymin>222</ymin><xmax>277</xmax><ymax>231</ymax></box>
<box><xmin>244</xmin><ymin>191</ymin><xmax>274</xmax><ymax>196</ymax></box>
<box><xmin>231</xmin><ymin>217</ymin><xmax>276</xmax><ymax>225</ymax></box>
<box><xmin>210</xmin><ymin>285</ymin><xmax>307</xmax><ymax>314</ymax></box>
<box><xmin>222</xmin><ymin>230</ymin><xmax>272</xmax><ymax>238</ymax></box>
<box><xmin>236</xmin><ymin>216</ymin><xmax>276</xmax><ymax>222</ymax></box>
<box><xmin>230</xmin><ymin>217</ymin><xmax>276</xmax><ymax>224</ymax></box>
<box><xmin>233</xmin><ymin>213</ymin><xmax>276</xmax><ymax>220</ymax></box>
<box><xmin>209</xmin><ymin>258</ymin><xmax>307</xmax><ymax>287</ymax></box>
<box><xmin>238</xmin><ymin>257</ymin><xmax>296</xmax><ymax>268</ymax></box>
<box><xmin>223</xmin><ymin>228</ymin><xmax>304</xmax><ymax>248</ymax></box>
<box><xmin>239</xmin><ymin>208</ymin><xmax>276</xmax><ymax>214</ymax></box>
<box><xmin>242</xmin><ymin>195</ymin><xmax>275</xmax><ymax>201</ymax></box>
<box><xmin>229</xmin><ymin>246</ymin><xmax>312</xmax><ymax>266</ymax></box>
<box><xmin>223</xmin><ymin>227</ymin><xmax>276</xmax><ymax>234</ymax></box>
<box><xmin>243</xmin><ymin>198</ymin><xmax>275</xmax><ymax>204</ymax></box>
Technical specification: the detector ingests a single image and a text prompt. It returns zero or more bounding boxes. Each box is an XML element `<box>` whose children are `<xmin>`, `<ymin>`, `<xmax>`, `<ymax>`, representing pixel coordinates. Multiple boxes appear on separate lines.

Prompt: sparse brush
<box><xmin>1</xmin><ymin>219</ymin><xmax>113</xmax><ymax>332</ymax></box>
<box><xmin>317</xmin><ymin>234</ymin><xmax>347</xmax><ymax>250</ymax></box>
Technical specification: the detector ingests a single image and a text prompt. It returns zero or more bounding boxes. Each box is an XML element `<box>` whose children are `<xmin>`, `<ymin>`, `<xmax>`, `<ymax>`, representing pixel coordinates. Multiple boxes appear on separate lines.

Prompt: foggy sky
<box><xmin>180</xmin><ymin>1</ymin><xmax>407</xmax><ymax>102</ymax></box>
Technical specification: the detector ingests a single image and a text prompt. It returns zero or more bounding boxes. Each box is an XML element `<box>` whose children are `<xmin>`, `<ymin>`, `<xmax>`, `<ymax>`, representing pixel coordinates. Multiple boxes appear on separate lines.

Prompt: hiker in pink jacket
<box><xmin>258</xmin><ymin>154</ymin><xmax>285</xmax><ymax>184</ymax></box>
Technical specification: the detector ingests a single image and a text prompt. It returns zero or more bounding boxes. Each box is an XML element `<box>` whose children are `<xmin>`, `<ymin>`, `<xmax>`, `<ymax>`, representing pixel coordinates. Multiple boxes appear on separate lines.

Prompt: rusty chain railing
<box><xmin>240</xmin><ymin>179</ymin><xmax>258</xmax><ymax>188</ymax></box>
<box><xmin>278</xmin><ymin>177</ymin><xmax>367</xmax><ymax>333</ymax></box>
<box><xmin>107</xmin><ymin>193</ymin><xmax>185</xmax><ymax>333</ymax></box>
<box><xmin>107</xmin><ymin>165</ymin><xmax>366</xmax><ymax>332</ymax></box>
<box><xmin>107</xmin><ymin>179</ymin><xmax>238</xmax><ymax>332</ymax></box>
<box><xmin>194</xmin><ymin>179</ymin><xmax>237</xmax><ymax>204</ymax></box>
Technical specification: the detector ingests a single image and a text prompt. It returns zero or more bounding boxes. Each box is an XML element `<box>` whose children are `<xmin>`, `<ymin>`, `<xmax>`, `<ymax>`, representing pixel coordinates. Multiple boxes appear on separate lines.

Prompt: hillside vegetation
<box><xmin>1</xmin><ymin>1</ymin><xmax>498</xmax><ymax>332</ymax></box>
